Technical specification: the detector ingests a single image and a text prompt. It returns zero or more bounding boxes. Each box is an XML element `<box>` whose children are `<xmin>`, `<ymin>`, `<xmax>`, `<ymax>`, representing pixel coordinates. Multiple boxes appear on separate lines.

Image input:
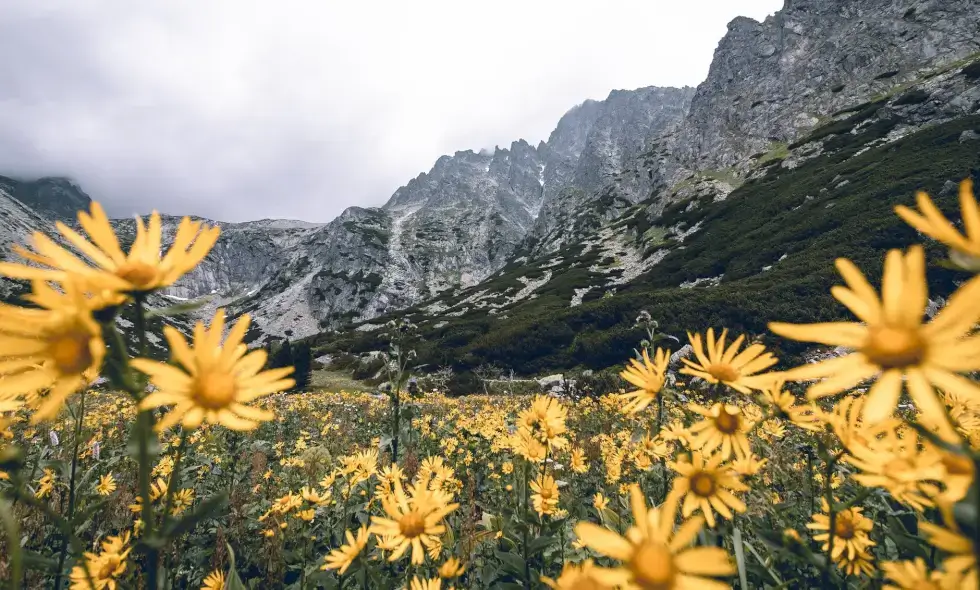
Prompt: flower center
<box><xmin>833</xmin><ymin>515</ymin><xmax>856</xmax><ymax>539</ymax></box>
<box><xmin>706</xmin><ymin>363</ymin><xmax>740</xmax><ymax>383</ymax></box>
<box><xmin>690</xmin><ymin>472</ymin><xmax>717</xmax><ymax>497</ymax></box>
<box><xmin>714</xmin><ymin>409</ymin><xmax>741</xmax><ymax>434</ymax></box>
<box><xmin>48</xmin><ymin>331</ymin><xmax>93</xmax><ymax>375</ymax></box>
<box><xmin>863</xmin><ymin>326</ymin><xmax>925</xmax><ymax>369</ymax></box>
<box><xmin>116</xmin><ymin>262</ymin><xmax>159</xmax><ymax>290</ymax></box>
<box><xmin>195</xmin><ymin>372</ymin><xmax>238</xmax><ymax>409</ymax></box>
<box><xmin>398</xmin><ymin>511</ymin><xmax>427</xmax><ymax>538</ymax></box>
<box><xmin>941</xmin><ymin>454</ymin><xmax>973</xmax><ymax>476</ymax></box>
<box><xmin>631</xmin><ymin>542</ymin><xmax>676</xmax><ymax>590</ymax></box>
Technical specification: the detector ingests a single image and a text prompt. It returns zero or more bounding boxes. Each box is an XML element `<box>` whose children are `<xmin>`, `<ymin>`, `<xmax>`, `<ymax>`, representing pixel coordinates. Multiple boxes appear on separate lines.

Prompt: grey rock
<box><xmin>961</xmin><ymin>129</ymin><xmax>980</xmax><ymax>142</ymax></box>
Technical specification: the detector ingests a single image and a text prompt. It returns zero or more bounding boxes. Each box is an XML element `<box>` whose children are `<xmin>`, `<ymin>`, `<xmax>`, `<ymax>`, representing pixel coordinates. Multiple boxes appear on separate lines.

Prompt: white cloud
<box><xmin>0</xmin><ymin>0</ymin><xmax>782</xmax><ymax>222</ymax></box>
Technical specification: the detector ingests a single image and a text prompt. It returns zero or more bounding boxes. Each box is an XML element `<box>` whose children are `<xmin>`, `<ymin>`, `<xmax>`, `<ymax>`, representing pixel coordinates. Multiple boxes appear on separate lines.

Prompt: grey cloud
<box><xmin>0</xmin><ymin>0</ymin><xmax>782</xmax><ymax>223</ymax></box>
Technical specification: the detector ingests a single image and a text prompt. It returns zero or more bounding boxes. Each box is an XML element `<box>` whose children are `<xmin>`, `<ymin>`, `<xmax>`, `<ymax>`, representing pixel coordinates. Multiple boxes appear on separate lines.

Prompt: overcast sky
<box><xmin>0</xmin><ymin>1</ymin><xmax>783</xmax><ymax>223</ymax></box>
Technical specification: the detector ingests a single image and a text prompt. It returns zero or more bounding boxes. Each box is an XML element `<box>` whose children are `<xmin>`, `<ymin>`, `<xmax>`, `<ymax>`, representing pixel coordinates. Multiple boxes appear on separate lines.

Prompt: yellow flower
<box><xmin>845</xmin><ymin>429</ymin><xmax>943</xmax><ymax>511</ymax></box>
<box><xmin>369</xmin><ymin>478</ymin><xmax>459</xmax><ymax>564</ymax></box>
<box><xmin>687</xmin><ymin>403</ymin><xmax>753</xmax><ymax>460</ymax></box>
<box><xmin>438</xmin><ymin>557</ymin><xmax>465</xmax><ymax>579</ymax></box>
<box><xmin>680</xmin><ymin>328</ymin><xmax>777</xmax><ymax>394</ymax></box>
<box><xmin>881</xmin><ymin>558</ymin><xmax>946</xmax><ymax>590</ymax></box>
<box><xmin>132</xmin><ymin>310</ymin><xmax>294</xmax><ymax>432</ymax></box>
<box><xmin>69</xmin><ymin>532</ymin><xmax>132</xmax><ymax>590</ymax></box>
<box><xmin>0</xmin><ymin>280</ymin><xmax>104</xmax><ymax>422</ymax></box>
<box><xmin>569</xmin><ymin>449</ymin><xmax>588</xmax><ymax>474</ymax></box>
<box><xmin>573</xmin><ymin>484</ymin><xmax>735</xmax><ymax>589</ymax></box>
<box><xmin>407</xmin><ymin>577</ymin><xmax>442</xmax><ymax>590</ymax></box>
<box><xmin>669</xmin><ymin>451</ymin><xmax>748</xmax><ymax>528</ymax></box>
<box><xmin>96</xmin><ymin>473</ymin><xmax>117</xmax><ymax>496</ymax></box>
<box><xmin>730</xmin><ymin>455</ymin><xmax>768</xmax><ymax>477</ymax></box>
<box><xmin>201</xmin><ymin>570</ymin><xmax>227</xmax><ymax>590</ymax></box>
<box><xmin>518</xmin><ymin>395</ymin><xmax>569</xmax><ymax>449</ymax></box>
<box><xmin>296</xmin><ymin>509</ymin><xmax>315</xmax><ymax>522</ymax></box>
<box><xmin>769</xmin><ymin>246</ymin><xmax>980</xmax><ymax>430</ymax></box>
<box><xmin>530</xmin><ymin>474</ymin><xmax>560</xmax><ymax>516</ymax></box>
<box><xmin>919</xmin><ymin>517</ymin><xmax>977</xmax><ymax>589</ymax></box>
<box><xmin>322</xmin><ymin>525</ymin><xmax>369</xmax><ymax>574</ymax></box>
<box><xmin>541</xmin><ymin>560</ymin><xmax>613</xmax><ymax>589</ymax></box>
<box><xmin>895</xmin><ymin>178</ymin><xmax>980</xmax><ymax>271</ymax></box>
<box><xmin>35</xmin><ymin>468</ymin><xmax>57</xmax><ymax>499</ymax></box>
<box><xmin>618</xmin><ymin>347</ymin><xmax>669</xmax><ymax>414</ymax></box>
<box><xmin>593</xmin><ymin>492</ymin><xmax>609</xmax><ymax>513</ymax></box>
<box><xmin>0</xmin><ymin>201</ymin><xmax>220</xmax><ymax>293</ymax></box>
<box><xmin>806</xmin><ymin>499</ymin><xmax>875</xmax><ymax>564</ymax></box>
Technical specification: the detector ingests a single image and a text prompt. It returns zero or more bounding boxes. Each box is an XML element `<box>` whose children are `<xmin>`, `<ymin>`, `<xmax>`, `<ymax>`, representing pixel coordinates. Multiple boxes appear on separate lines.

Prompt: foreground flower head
<box><xmin>69</xmin><ymin>531</ymin><xmax>132</xmax><ymax>590</ymax></box>
<box><xmin>806</xmin><ymin>499</ymin><xmax>875</xmax><ymax>567</ymax></box>
<box><xmin>574</xmin><ymin>484</ymin><xmax>735</xmax><ymax>589</ymax></box>
<box><xmin>895</xmin><ymin>178</ymin><xmax>980</xmax><ymax>271</ymax></box>
<box><xmin>919</xmin><ymin>517</ymin><xmax>977</xmax><ymax>589</ymax></box>
<box><xmin>369</xmin><ymin>477</ymin><xmax>459</xmax><ymax>564</ymax></box>
<box><xmin>680</xmin><ymin>329</ymin><xmax>777</xmax><ymax>394</ymax></box>
<box><xmin>530</xmin><ymin>474</ymin><xmax>560</xmax><ymax>516</ymax></box>
<box><xmin>669</xmin><ymin>451</ymin><xmax>748</xmax><ymax>528</ymax></box>
<box><xmin>769</xmin><ymin>246</ymin><xmax>980</xmax><ymax>428</ymax></box>
<box><xmin>132</xmin><ymin>310</ymin><xmax>294</xmax><ymax>432</ymax></box>
<box><xmin>0</xmin><ymin>201</ymin><xmax>220</xmax><ymax>293</ymax></box>
<box><xmin>201</xmin><ymin>570</ymin><xmax>227</xmax><ymax>590</ymax></box>
<box><xmin>0</xmin><ymin>280</ymin><xmax>104</xmax><ymax>422</ymax></box>
<box><xmin>618</xmin><ymin>347</ymin><xmax>669</xmax><ymax>414</ymax></box>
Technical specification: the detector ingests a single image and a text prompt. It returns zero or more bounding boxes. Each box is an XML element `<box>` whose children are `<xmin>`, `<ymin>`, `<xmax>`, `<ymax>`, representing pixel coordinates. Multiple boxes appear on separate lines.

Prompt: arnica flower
<box><xmin>618</xmin><ymin>347</ymin><xmax>669</xmax><ymax>414</ymax></box>
<box><xmin>680</xmin><ymin>328</ymin><xmax>778</xmax><ymax>394</ymax></box>
<box><xmin>0</xmin><ymin>280</ymin><xmax>104</xmax><ymax>422</ymax></box>
<box><xmin>845</xmin><ymin>429</ymin><xmax>944</xmax><ymax>512</ymax></box>
<box><xmin>919</xmin><ymin>516</ymin><xmax>977</xmax><ymax>589</ymax></box>
<box><xmin>881</xmin><ymin>558</ymin><xmax>948</xmax><ymax>590</ymax></box>
<box><xmin>200</xmin><ymin>570</ymin><xmax>227</xmax><ymax>590</ymax></box>
<box><xmin>322</xmin><ymin>526</ymin><xmax>369</xmax><ymax>574</ymax></box>
<box><xmin>438</xmin><ymin>557</ymin><xmax>465</xmax><ymax>579</ymax></box>
<box><xmin>541</xmin><ymin>559</ymin><xmax>612</xmax><ymax>590</ymax></box>
<box><xmin>69</xmin><ymin>531</ymin><xmax>131</xmax><ymax>590</ymax></box>
<box><xmin>573</xmin><ymin>485</ymin><xmax>735</xmax><ymax>589</ymax></box>
<box><xmin>95</xmin><ymin>473</ymin><xmax>117</xmax><ymax>496</ymax></box>
<box><xmin>369</xmin><ymin>478</ymin><xmax>459</xmax><ymax>564</ymax></box>
<box><xmin>407</xmin><ymin>577</ymin><xmax>443</xmax><ymax>590</ymax></box>
<box><xmin>132</xmin><ymin>310</ymin><xmax>294</xmax><ymax>432</ymax></box>
<box><xmin>895</xmin><ymin>178</ymin><xmax>980</xmax><ymax>272</ymax></box>
<box><xmin>669</xmin><ymin>451</ymin><xmax>748</xmax><ymax>528</ymax></box>
<box><xmin>569</xmin><ymin>448</ymin><xmax>588</xmax><ymax>473</ymax></box>
<box><xmin>0</xmin><ymin>201</ymin><xmax>220</xmax><ymax>293</ymax></box>
<box><xmin>687</xmin><ymin>402</ymin><xmax>753</xmax><ymax>460</ymax></box>
<box><xmin>806</xmin><ymin>499</ymin><xmax>876</xmax><ymax>565</ymax></box>
<box><xmin>530</xmin><ymin>474</ymin><xmax>560</xmax><ymax>516</ymax></box>
<box><xmin>518</xmin><ymin>395</ymin><xmax>569</xmax><ymax>450</ymax></box>
<box><xmin>769</xmin><ymin>246</ymin><xmax>980</xmax><ymax>429</ymax></box>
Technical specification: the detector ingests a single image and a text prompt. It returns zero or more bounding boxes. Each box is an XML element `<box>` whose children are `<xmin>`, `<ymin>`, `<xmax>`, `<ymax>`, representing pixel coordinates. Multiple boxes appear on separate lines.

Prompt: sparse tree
<box><xmin>292</xmin><ymin>342</ymin><xmax>313</xmax><ymax>391</ymax></box>
<box><xmin>473</xmin><ymin>363</ymin><xmax>502</xmax><ymax>395</ymax></box>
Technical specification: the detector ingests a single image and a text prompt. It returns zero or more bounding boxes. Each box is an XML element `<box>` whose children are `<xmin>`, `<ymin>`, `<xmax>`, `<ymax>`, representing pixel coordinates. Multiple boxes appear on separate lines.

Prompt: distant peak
<box><xmin>727</xmin><ymin>15</ymin><xmax>762</xmax><ymax>31</ymax></box>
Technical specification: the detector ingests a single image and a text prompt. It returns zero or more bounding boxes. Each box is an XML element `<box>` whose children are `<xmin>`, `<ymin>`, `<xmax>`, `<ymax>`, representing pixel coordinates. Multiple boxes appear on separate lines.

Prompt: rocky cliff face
<box><xmin>661</xmin><ymin>0</ymin><xmax>980</xmax><ymax>185</ymax></box>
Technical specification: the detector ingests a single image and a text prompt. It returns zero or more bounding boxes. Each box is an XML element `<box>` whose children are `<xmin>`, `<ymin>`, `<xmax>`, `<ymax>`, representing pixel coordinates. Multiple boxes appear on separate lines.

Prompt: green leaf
<box><xmin>733</xmin><ymin>526</ymin><xmax>748</xmax><ymax>590</ymax></box>
<box><xmin>494</xmin><ymin>550</ymin><xmax>526</xmax><ymax>579</ymax></box>
<box><xmin>146</xmin><ymin>296</ymin><xmax>214</xmax><ymax>319</ymax></box>
<box><xmin>225</xmin><ymin>543</ymin><xmax>249</xmax><ymax>590</ymax></box>
<box><xmin>527</xmin><ymin>535</ymin><xmax>557</xmax><ymax>556</ymax></box>
<box><xmin>162</xmin><ymin>493</ymin><xmax>228</xmax><ymax>539</ymax></box>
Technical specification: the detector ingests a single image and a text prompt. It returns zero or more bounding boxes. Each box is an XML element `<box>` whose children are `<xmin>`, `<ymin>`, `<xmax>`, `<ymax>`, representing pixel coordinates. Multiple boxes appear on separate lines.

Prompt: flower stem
<box><xmin>53</xmin><ymin>389</ymin><xmax>86</xmax><ymax>590</ymax></box>
<box><xmin>0</xmin><ymin>499</ymin><xmax>23</xmax><ymax>590</ymax></box>
<box><xmin>161</xmin><ymin>431</ymin><xmax>189</xmax><ymax>526</ymax></box>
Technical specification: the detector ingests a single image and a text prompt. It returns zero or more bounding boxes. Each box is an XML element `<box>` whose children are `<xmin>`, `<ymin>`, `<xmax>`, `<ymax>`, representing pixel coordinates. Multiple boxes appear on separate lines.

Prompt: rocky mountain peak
<box><xmin>0</xmin><ymin>175</ymin><xmax>92</xmax><ymax>223</ymax></box>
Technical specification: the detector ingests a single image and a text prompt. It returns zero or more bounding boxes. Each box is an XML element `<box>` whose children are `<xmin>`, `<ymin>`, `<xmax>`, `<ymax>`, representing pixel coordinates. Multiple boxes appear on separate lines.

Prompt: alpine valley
<box><xmin>2</xmin><ymin>0</ymin><xmax>980</xmax><ymax>379</ymax></box>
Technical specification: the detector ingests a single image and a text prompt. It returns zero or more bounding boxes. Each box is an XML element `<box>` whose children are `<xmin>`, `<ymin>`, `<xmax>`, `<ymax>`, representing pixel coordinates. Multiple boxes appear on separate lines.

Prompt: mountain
<box><xmin>2</xmin><ymin>0</ymin><xmax>979</xmax><ymax>369</ymax></box>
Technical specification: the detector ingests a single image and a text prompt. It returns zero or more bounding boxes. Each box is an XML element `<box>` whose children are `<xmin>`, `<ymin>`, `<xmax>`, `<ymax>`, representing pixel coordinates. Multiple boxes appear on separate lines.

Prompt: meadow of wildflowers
<box><xmin>0</xmin><ymin>181</ymin><xmax>978</xmax><ymax>588</ymax></box>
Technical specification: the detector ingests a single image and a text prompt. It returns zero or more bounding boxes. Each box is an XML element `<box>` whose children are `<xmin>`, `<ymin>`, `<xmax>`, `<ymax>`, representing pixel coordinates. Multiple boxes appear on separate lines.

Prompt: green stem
<box><xmin>522</xmin><ymin>459</ymin><xmax>531</xmax><ymax>589</ymax></box>
<box><xmin>391</xmin><ymin>387</ymin><xmax>401</xmax><ymax>464</ymax></box>
<box><xmin>0</xmin><ymin>500</ymin><xmax>23</xmax><ymax>590</ymax></box>
<box><xmin>53</xmin><ymin>389</ymin><xmax>87</xmax><ymax>590</ymax></box>
<box><xmin>821</xmin><ymin>448</ymin><xmax>841</xmax><ymax>590</ymax></box>
<box><xmin>161</xmin><ymin>431</ymin><xmax>189</xmax><ymax>527</ymax></box>
<box><xmin>132</xmin><ymin>296</ymin><xmax>161</xmax><ymax>590</ymax></box>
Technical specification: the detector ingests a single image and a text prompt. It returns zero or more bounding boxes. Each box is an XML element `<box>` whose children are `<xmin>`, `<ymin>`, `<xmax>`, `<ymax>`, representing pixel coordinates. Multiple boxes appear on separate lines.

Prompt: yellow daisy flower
<box><xmin>680</xmin><ymin>329</ymin><xmax>778</xmax><ymax>394</ymax></box>
<box><xmin>132</xmin><ymin>309</ymin><xmax>294</xmax><ymax>432</ymax></box>
<box><xmin>919</xmin><ymin>518</ymin><xmax>977</xmax><ymax>588</ymax></box>
<box><xmin>369</xmin><ymin>478</ymin><xmax>459</xmax><ymax>564</ymax></box>
<box><xmin>0</xmin><ymin>201</ymin><xmax>220</xmax><ymax>293</ymax></box>
<box><xmin>322</xmin><ymin>525</ymin><xmax>369</xmax><ymax>574</ymax></box>
<box><xmin>881</xmin><ymin>558</ymin><xmax>946</xmax><ymax>590</ymax></box>
<box><xmin>95</xmin><ymin>473</ymin><xmax>117</xmax><ymax>496</ymax></box>
<box><xmin>0</xmin><ymin>280</ymin><xmax>104</xmax><ymax>422</ymax></box>
<box><xmin>618</xmin><ymin>347</ymin><xmax>669</xmax><ymax>414</ymax></box>
<box><xmin>687</xmin><ymin>402</ymin><xmax>753</xmax><ymax>460</ymax></box>
<box><xmin>530</xmin><ymin>474</ymin><xmax>560</xmax><ymax>516</ymax></box>
<box><xmin>201</xmin><ymin>570</ymin><xmax>227</xmax><ymax>590</ymax></box>
<box><xmin>769</xmin><ymin>246</ymin><xmax>980</xmax><ymax>428</ymax></box>
<box><xmin>573</xmin><ymin>484</ymin><xmax>735</xmax><ymax>589</ymax></box>
<box><xmin>669</xmin><ymin>451</ymin><xmax>748</xmax><ymax>528</ymax></box>
<box><xmin>806</xmin><ymin>499</ymin><xmax>875</xmax><ymax>563</ymax></box>
<box><xmin>407</xmin><ymin>577</ymin><xmax>442</xmax><ymax>590</ymax></box>
<box><xmin>895</xmin><ymin>178</ymin><xmax>980</xmax><ymax>271</ymax></box>
<box><xmin>541</xmin><ymin>560</ymin><xmax>612</xmax><ymax>589</ymax></box>
<box><xmin>438</xmin><ymin>557</ymin><xmax>465</xmax><ymax>579</ymax></box>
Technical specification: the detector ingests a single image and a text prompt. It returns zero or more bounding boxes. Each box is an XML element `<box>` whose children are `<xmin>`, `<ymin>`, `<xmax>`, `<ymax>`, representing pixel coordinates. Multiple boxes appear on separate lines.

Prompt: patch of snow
<box><xmin>433</xmin><ymin>321</ymin><xmax>448</xmax><ymax>329</ymax></box>
<box><xmin>570</xmin><ymin>287</ymin><xmax>592</xmax><ymax>307</ymax></box>
<box><xmin>679</xmin><ymin>275</ymin><xmax>724</xmax><ymax>289</ymax></box>
<box><xmin>355</xmin><ymin>323</ymin><xmax>384</xmax><ymax>332</ymax></box>
<box><xmin>163</xmin><ymin>294</ymin><xmax>189</xmax><ymax>301</ymax></box>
